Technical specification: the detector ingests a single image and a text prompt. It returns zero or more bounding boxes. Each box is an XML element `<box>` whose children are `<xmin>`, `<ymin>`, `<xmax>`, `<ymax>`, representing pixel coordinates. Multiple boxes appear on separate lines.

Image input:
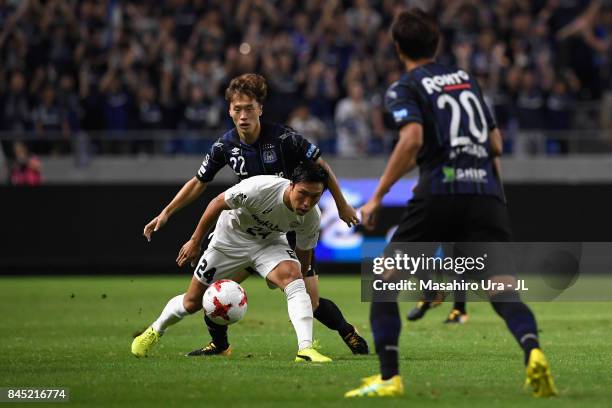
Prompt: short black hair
<box><xmin>291</xmin><ymin>161</ymin><xmax>329</xmax><ymax>191</ymax></box>
<box><xmin>391</xmin><ymin>8</ymin><xmax>440</xmax><ymax>60</ymax></box>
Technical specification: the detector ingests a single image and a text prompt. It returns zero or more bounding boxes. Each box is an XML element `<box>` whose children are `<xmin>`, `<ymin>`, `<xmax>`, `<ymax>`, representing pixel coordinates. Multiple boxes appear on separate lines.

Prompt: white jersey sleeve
<box><xmin>295</xmin><ymin>205</ymin><xmax>321</xmax><ymax>250</ymax></box>
<box><xmin>224</xmin><ymin>177</ymin><xmax>260</xmax><ymax>211</ymax></box>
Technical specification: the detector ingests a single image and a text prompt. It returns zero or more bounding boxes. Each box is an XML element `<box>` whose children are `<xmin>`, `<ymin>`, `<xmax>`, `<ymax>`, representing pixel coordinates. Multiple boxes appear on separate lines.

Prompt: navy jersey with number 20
<box><xmin>385</xmin><ymin>62</ymin><xmax>503</xmax><ymax>200</ymax></box>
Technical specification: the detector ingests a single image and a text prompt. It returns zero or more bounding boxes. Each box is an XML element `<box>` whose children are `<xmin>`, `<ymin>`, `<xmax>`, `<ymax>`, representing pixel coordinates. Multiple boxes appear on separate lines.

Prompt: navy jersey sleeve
<box><xmin>286</xmin><ymin>128</ymin><xmax>321</xmax><ymax>162</ymax></box>
<box><xmin>195</xmin><ymin>139</ymin><xmax>226</xmax><ymax>182</ymax></box>
<box><xmin>385</xmin><ymin>80</ymin><xmax>424</xmax><ymax>129</ymax></box>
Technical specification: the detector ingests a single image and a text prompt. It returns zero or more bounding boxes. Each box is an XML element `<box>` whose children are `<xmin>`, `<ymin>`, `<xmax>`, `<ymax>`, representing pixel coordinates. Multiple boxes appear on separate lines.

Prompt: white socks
<box><xmin>284</xmin><ymin>279</ymin><xmax>313</xmax><ymax>350</ymax></box>
<box><xmin>151</xmin><ymin>294</ymin><xmax>190</xmax><ymax>333</ymax></box>
<box><xmin>150</xmin><ymin>281</ymin><xmax>313</xmax><ymax>351</ymax></box>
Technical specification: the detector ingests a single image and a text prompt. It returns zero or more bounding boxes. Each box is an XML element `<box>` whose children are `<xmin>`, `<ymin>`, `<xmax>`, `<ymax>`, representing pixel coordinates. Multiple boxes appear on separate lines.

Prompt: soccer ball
<box><xmin>202</xmin><ymin>280</ymin><xmax>248</xmax><ymax>325</ymax></box>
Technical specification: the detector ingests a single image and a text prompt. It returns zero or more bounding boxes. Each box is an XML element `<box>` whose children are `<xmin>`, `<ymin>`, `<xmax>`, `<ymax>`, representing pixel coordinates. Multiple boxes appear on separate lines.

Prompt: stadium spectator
<box><xmin>304</xmin><ymin>61</ymin><xmax>339</xmax><ymax>122</ymax></box>
<box><xmin>10</xmin><ymin>141</ymin><xmax>41</xmax><ymax>186</ymax></box>
<box><xmin>57</xmin><ymin>74</ymin><xmax>81</xmax><ymax>132</ymax></box>
<box><xmin>516</xmin><ymin>70</ymin><xmax>546</xmax><ymax>130</ymax></box>
<box><xmin>172</xmin><ymin>85</ymin><xmax>221</xmax><ymax>154</ymax></box>
<box><xmin>335</xmin><ymin>81</ymin><xmax>372</xmax><ymax>157</ymax></box>
<box><xmin>513</xmin><ymin>69</ymin><xmax>546</xmax><ymax>155</ymax></box>
<box><xmin>346</xmin><ymin>0</ymin><xmax>382</xmax><ymax>40</ymax></box>
<box><xmin>288</xmin><ymin>104</ymin><xmax>328</xmax><ymax>146</ymax></box>
<box><xmin>137</xmin><ymin>84</ymin><xmax>163</xmax><ymax>131</ymax></box>
<box><xmin>182</xmin><ymin>86</ymin><xmax>222</xmax><ymax>131</ymax></box>
<box><xmin>32</xmin><ymin>85</ymin><xmax>71</xmax><ymax>154</ymax></box>
<box><xmin>100</xmin><ymin>73</ymin><xmax>132</xmax><ymax>133</ymax></box>
<box><xmin>263</xmin><ymin>50</ymin><xmax>301</xmax><ymax>123</ymax></box>
<box><xmin>545</xmin><ymin>77</ymin><xmax>576</xmax><ymax>153</ymax></box>
<box><xmin>1</xmin><ymin>71</ymin><xmax>30</xmax><ymax>133</ymax></box>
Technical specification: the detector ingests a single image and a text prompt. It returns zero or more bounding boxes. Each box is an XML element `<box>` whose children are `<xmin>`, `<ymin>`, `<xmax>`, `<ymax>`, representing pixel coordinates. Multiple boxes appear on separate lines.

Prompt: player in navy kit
<box><xmin>345</xmin><ymin>9</ymin><xmax>556</xmax><ymax>398</ymax></box>
<box><xmin>143</xmin><ymin>74</ymin><xmax>368</xmax><ymax>357</ymax></box>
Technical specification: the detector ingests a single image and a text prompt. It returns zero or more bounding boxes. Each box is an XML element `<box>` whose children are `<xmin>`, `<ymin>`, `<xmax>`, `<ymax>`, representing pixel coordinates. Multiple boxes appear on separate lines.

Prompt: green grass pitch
<box><xmin>1</xmin><ymin>275</ymin><xmax>611</xmax><ymax>407</ymax></box>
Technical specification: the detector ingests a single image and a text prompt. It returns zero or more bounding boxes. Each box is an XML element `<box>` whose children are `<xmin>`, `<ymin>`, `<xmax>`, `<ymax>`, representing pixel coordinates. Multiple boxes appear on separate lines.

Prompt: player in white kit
<box><xmin>131</xmin><ymin>162</ymin><xmax>332</xmax><ymax>362</ymax></box>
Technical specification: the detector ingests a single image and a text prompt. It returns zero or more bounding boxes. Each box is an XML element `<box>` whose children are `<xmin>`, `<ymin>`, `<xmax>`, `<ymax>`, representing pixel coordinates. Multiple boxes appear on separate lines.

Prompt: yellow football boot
<box><xmin>360</xmin><ymin>374</ymin><xmax>381</xmax><ymax>385</ymax></box>
<box><xmin>295</xmin><ymin>346</ymin><xmax>332</xmax><ymax>363</ymax></box>
<box><xmin>444</xmin><ymin>309</ymin><xmax>469</xmax><ymax>324</ymax></box>
<box><xmin>345</xmin><ymin>374</ymin><xmax>405</xmax><ymax>397</ymax></box>
<box><xmin>131</xmin><ymin>327</ymin><xmax>161</xmax><ymax>357</ymax></box>
<box><xmin>525</xmin><ymin>348</ymin><xmax>558</xmax><ymax>397</ymax></box>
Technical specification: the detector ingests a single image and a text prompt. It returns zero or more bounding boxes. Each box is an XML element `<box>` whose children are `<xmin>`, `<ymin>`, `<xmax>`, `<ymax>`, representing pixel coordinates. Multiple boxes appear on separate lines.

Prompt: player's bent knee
<box><xmin>271</xmin><ymin>260</ymin><xmax>302</xmax><ymax>288</ymax></box>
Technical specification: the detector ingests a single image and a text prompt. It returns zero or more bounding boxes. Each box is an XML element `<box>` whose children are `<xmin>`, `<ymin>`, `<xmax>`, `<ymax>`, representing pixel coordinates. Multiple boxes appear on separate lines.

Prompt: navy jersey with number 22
<box><xmin>385</xmin><ymin>62</ymin><xmax>503</xmax><ymax>200</ymax></box>
<box><xmin>196</xmin><ymin>122</ymin><xmax>321</xmax><ymax>183</ymax></box>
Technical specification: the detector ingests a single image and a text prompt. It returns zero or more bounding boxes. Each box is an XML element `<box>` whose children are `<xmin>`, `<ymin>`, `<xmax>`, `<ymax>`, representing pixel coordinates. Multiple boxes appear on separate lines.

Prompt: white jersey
<box><xmin>211</xmin><ymin>175</ymin><xmax>321</xmax><ymax>250</ymax></box>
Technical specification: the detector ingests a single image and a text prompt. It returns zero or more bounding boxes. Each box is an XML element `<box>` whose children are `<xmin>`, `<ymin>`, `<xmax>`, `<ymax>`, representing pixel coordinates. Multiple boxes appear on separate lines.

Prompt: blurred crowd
<box><xmin>0</xmin><ymin>0</ymin><xmax>611</xmax><ymax>166</ymax></box>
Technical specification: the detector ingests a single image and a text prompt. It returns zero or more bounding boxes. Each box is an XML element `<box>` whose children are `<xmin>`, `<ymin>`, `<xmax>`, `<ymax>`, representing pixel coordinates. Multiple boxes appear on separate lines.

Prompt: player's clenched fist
<box><xmin>360</xmin><ymin>199</ymin><xmax>381</xmax><ymax>230</ymax></box>
<box><xmin>176</xmin><ymin>239</ymin><xmax>201</xmax><ymax>267</ymax></box>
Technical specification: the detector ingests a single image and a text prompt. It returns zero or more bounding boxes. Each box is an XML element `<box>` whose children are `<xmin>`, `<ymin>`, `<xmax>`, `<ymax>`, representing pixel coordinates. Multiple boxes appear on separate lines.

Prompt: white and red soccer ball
<box><xmin>202</xmin><ymin>280</ymin><xmax>248</xmax><ymax>325</ymax></box>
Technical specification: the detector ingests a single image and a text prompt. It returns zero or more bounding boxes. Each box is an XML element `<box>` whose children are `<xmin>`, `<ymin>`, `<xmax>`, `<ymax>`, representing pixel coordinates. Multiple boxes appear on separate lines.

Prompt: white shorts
<box><xmin>193</xmin><ymin>239</ymin><xmax>300</xmax><ymax>286</ymax></box>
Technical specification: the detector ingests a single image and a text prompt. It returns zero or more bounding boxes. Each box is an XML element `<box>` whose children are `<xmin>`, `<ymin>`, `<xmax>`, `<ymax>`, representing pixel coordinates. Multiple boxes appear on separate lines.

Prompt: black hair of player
<box><xmin>391</xmin><ymin>8</ymin><xmax>440</xmax><ymax>60</ymax></box>
<box><xmin>291</xmin><ymin>161</ymin><xmax>329</xmax><ymax>191</ymax></box>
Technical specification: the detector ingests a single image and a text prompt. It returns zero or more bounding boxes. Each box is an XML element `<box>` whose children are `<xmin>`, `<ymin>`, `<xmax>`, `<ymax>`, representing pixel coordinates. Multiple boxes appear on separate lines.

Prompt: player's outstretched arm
<box><xmin>143</xmin><ymin>177</ymin><xmax>208</xmax><ymax>241</ymax></box>
<box><xmin>361</xmin><ymin>123</ymin><xmax>423</xmax><ymax>229</ymax></box>
<box><xmin>176</xmin><ymin>192</ymin><xmax>229</xmax><ymax>267</ymax></box>
<box><xmin>316</xmin><ymin>158</ymin><xmax>360</xmax><ymax>227</ymax></box>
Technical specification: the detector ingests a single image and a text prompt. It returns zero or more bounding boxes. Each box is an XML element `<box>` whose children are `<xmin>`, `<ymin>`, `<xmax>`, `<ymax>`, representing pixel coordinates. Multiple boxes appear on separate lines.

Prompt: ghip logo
<box><xmin>442</xmin><ymin>167</ymin><xmax>487</xmax><ymax>183</ymax></box>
